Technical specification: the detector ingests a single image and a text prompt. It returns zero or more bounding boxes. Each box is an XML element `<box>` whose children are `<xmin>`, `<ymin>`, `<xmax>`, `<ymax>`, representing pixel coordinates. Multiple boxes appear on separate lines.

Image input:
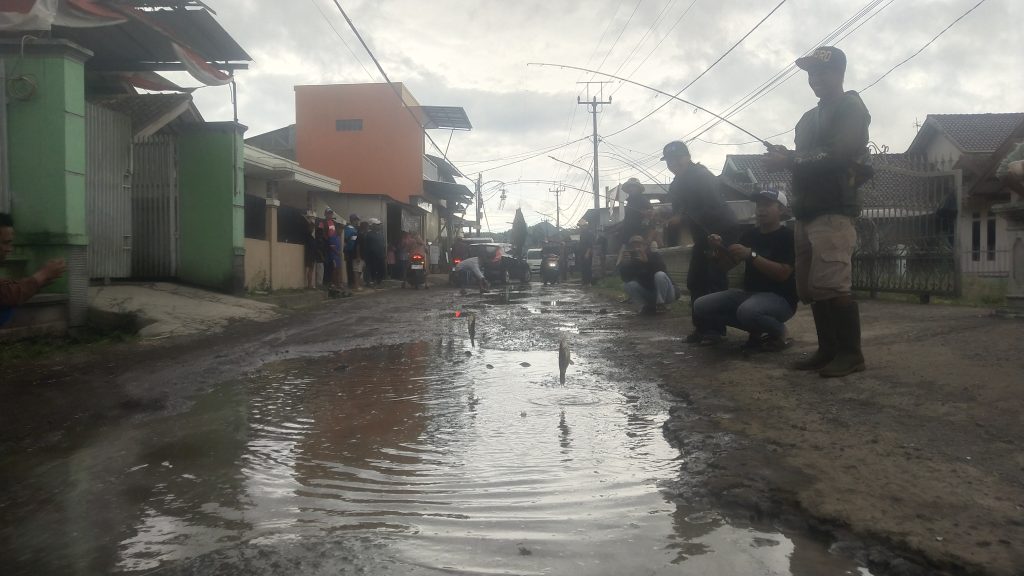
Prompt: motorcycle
<box><xmin>541</xmin><ymin>254</ymin><xmax>560</xmax><ymax>286</ymax></box>
<box><xmin>407</xmin><ymin>253</ymin><xmax>427</xmax><ymax>289</ymax></box>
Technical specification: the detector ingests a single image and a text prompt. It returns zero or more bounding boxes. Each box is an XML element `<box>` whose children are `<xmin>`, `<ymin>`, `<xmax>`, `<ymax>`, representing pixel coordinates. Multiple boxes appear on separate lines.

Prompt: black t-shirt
<box><xmin>622</xmin><ymin>193</ymin><xmax>652</xmax><ymax>239</ymax></box>
<box><xmin>741</xmin><ymin>225</ymin><xmax>798</xmax><ymax>310</ymax></box>
<box><xmin>669</xmin><ymin>163</ymin><xmax>738</xmax><ymax>243</ymax></box>
<box><xmin>619</xmin><ymin>250</ymin><xmax>667</xmax><ymax>291</ymax></box>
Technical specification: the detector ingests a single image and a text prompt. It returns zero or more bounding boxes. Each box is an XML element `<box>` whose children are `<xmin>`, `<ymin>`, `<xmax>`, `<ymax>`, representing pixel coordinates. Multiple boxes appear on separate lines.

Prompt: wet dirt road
<box><xmin>0</xmin><ymin>284</ymin><xmax>875</xmax><ymax>575</ymax></box>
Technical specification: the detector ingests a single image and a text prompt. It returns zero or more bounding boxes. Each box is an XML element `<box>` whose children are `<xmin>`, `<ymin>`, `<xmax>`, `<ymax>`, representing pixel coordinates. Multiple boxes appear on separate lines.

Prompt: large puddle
<box><xmin>0</xmin><ymin>288</ymin><xmax>875</xmax><ymax>575</ymax></box>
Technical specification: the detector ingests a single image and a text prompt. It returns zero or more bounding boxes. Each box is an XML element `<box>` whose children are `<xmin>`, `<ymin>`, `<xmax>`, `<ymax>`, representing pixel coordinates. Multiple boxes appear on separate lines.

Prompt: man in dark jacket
<box><xmin>619</xmin><ymin>235</ymin><xmax>677</xmax><ymax>315</ymax></box>
<box><xmin>620</xmin><ymin>177</ymin><xmax>651</xmax><ymax>247</ymax></box>
<box><xmin>764</xmin><ymin>46</ymin><xmax>871</xmax><ymax>377</ymax></box>
<box><xmin>663</xmin><ymin>140</ymin><xmax>738</xmax><ymax>342</ymax></box>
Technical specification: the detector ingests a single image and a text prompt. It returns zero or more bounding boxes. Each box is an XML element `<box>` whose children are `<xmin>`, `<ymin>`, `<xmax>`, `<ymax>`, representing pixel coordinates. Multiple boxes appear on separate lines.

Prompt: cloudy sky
<box><xmin>189</xmin><ymin>0</ymin><xmax>1018</xmax><ymax>231</ymax></box>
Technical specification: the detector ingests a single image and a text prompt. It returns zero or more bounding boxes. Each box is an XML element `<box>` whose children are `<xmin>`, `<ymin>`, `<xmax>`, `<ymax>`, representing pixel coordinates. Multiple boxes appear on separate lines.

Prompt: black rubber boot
<box><xmin>819</xmin><ymin>300</ymin><xmax>866</xmax><ymax>378</ymax></box>
<box><xmin>792</xmin><ymin>301</ymin><xmax>837</xmax><ymax>371</ymax></box>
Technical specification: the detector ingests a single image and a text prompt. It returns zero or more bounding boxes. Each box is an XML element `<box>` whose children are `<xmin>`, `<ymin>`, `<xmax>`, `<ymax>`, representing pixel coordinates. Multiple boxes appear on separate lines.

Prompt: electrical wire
<box><xmin>328</xmin><ymin>1</ymin><xmax>465</xmax><ymax>180</ymax></box>
<box><xmin>860</xmin><ymin>0</ymin><xmax>988</xmax><ymax>93</ymax></box>
<box><xmin>307</xmin><ymin>0</ymin><xmax>375</xmax><ymax>80</ymax></box>
<box><xmin>682</xmin><ymin>0</ymin><xmax>894</xmax><ymax>143</ymax></box>
<box><xmin>602</xmin><ymin>0</ymin><xmax>787</xmax><ymax>140</ymax></box>
<box><xmin>611</xmin><ymin>0</ymin><xmax>699</xmax><ymax>98</ymax></box>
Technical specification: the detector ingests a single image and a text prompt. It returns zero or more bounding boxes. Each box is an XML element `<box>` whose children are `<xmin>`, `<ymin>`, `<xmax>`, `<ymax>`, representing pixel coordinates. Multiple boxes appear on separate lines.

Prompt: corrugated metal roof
<box><xmin>56</xmin><ymin>7</ymin><xmax>250</xmax><ymax>72</ymax></box>
<box><xmin>90</xmin><ymin>93</ymin><xmax>193</xmax><ymax>138</ymax></box>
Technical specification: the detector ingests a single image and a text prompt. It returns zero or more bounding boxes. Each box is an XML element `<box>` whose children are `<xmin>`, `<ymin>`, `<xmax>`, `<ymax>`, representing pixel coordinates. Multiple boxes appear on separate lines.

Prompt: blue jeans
<box><xmin>692</xmin><ymin>289</ymin><xmax>794</xmax><ymax>339</ymax></box>
<box><xmin>624</xmin><ymin>271</ymin><xmax>676</xmax><ymax>311</ymax></box>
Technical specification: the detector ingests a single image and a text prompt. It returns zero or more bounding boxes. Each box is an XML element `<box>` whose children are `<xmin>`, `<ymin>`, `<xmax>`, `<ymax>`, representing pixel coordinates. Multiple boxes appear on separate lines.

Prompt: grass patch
<box><xmin>0</xmin><ymin>326</ymin><xmax>138</xmax><ymax>363</ymax></box>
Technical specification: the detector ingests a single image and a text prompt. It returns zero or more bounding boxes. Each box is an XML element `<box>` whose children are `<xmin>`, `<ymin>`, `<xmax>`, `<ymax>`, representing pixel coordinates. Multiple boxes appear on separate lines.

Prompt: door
<box><xmin>86</xmin><ymin>103</ymin><xmax>133</xmax><ymax>280</ymax></box>
<box><xmin>132</xmin><ymin>135</ymin><xmax>180</xmax><ymax>278</ymax></box>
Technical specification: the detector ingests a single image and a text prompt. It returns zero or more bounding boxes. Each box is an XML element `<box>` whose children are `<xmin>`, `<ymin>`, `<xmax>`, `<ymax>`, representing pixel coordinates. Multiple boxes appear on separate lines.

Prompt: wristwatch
<box><xmin>749</xmin><ymin>251</ymin><xmax>758</xmax><ymax>262</ymax></box>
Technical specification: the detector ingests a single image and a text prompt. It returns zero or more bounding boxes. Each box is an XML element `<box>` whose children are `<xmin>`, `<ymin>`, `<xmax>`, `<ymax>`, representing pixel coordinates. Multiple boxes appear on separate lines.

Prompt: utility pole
<box><xmin>475</xmin><ymin>173</ymin><xmax>483</xmax><ymax>235</ymax></box>
<box><xmin>550</xmin><ymin>186</ymin><xmax>564</xmax><ymax>231</ymax></box>
<box><xmin>578</xmin><ymin>81</ymin><xmax>612</xmax><ymax>212</ymax></box>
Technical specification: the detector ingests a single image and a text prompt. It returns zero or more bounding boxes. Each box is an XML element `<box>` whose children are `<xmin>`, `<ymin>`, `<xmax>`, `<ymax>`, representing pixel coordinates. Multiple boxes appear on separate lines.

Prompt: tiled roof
<box><xmin>911</xmin><ymin>113</ymin><xmax>1024</xmax><ymax>154</ymax></box>
<box><xmin>722</xmin><ymin>154</ymin><xmax>791</xmax><ymax>195</ymax></box>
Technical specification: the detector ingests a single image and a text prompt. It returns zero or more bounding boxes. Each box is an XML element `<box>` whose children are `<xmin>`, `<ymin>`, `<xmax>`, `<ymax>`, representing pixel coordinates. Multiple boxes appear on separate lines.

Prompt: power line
<box><xmin>861</xmin><ymin>0</ymin><xmax>988</xmax><ymax>92</ymax></box>
<box><xmin>591</xmin><ymin>0</ymin><xmax>645</xmax><ymax>80</ymax></box>
<box><xmin>611</xmin><ymin>0</ymin><xmax>699</xmax><ymax>98</ymax></box>
<box><xmin>307</xmin><ymin>0</ymin><xmax>375</xmax><ymax>80</ymax></box>
<box><xmin>609</xmin><ymin>0</ymin><xmax>679</xmax><ymax>81</ymax></box>
<box><xmin>682</xmin><ymin>0</ymin><xmax>893</xmax><ymax>143</ymax></box>
<box><xmin>328</xmin><ymin>1</ymin><xmax>464</xmax><ymax>177</ymax></box>
<box><xmin>603</xmin><ymin>0</ymin><xmax>788</xmax><ymax>140</ymax></box>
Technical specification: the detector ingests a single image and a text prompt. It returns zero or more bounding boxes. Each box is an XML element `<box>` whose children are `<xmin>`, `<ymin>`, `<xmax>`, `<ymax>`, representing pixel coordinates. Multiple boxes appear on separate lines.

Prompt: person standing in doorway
<box><xmin>344</xmin><ymin>214</ymin><xmax>360</xmax><ymax>289</ymax></box>
<box><xmin>662</xmin><ymin>140</ymin><xmax>738</xmax><ymax>344</ymax></box>
<box><xmin>322</xmin><ymin>209</ymin><xmax>342</xmax><ymax>289</ymax></box>
<box><xmin>365</xmin><ymin>218</ymin><xmax>387</xmax><ymax>288</ymax></box>
<box><xmin>763</xmin><ymin>46</ymin><xmax>871</xmax><ymax>377</ymax></box>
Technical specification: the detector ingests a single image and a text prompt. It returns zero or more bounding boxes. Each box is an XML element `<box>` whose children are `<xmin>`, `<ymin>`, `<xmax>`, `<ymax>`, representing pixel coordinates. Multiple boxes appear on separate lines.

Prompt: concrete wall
<box><xmin>295</xmin><ymin>83</ymin><xmax>424</xmax><ymax>204</ymax></box>
<box><xmin>1</xmin><ymin>40</ymin><xmax>92</xmax><ymax>331</ymax></box>
<box><xmin>177</xmin><ymin>123</ymin><xmax>246</xmax><ymax>293</ymax></box>
<box><xmin>244</xmin><ymin>238</ymin><xmax>304</xmax><ymax>291</ymax></box>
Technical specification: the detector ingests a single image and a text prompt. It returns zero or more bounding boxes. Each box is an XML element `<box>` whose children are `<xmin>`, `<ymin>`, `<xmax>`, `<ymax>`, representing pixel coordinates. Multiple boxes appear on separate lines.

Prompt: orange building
<box><xmin>296</xmin><ymin>83</ymin><xmax>425</xmax><ymax>204</ymax></box>
<box><xmin>251</xmin><ymin>82</ymin><xmax>475</xmax><ymax>254</ymax></box>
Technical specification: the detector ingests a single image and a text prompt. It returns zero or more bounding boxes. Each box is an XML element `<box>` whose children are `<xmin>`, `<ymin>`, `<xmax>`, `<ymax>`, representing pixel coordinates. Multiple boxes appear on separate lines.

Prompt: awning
<box><xmin>90</xmin><ymin>93</ymin><xmax>194</xmax><ymax>140</ymax></box>
<box><xmin>415</xmin><ymin>106</ymin><xmax>472</xmax><ymax>131</ymax></box>
<box><xmin>422</xmin><ymin>179</ymin><xmax>473</xmax><ymax>208</ymax></box>
<box><xmin>245</xmin><ymin>145</ymin><xmax>340</xmax><ymax>196</ymax></box>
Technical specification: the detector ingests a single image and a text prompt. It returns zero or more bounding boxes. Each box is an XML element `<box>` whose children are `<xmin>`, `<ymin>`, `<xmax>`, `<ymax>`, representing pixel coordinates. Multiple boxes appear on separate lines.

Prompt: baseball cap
<box><xmin>755</xmin><ymin>188</ymin><xmax>789</xmax><ymax>207</ymax></box>
<box><xmin>621</xmin><ymin>177</ymin><xmax>644</xmax><ymax>193</ymax></box>
<box><xmin>795</xmin><ymin>46</ymin><xmax>846</xmax><ymax>74</ymax></box>
<box><xmin>368</xmin><ymin>217</ymin><xmax>381</xmax><ymax>225</ymax></box>
<box><xmin>349</xmin><ymin>213</ymin><xmax>360</xmax><ymax>222</ymax></box>
<box><xmin>660</xmin><ymin>140</ymin><xmax>690</xmax><ymax>161</ymax></box>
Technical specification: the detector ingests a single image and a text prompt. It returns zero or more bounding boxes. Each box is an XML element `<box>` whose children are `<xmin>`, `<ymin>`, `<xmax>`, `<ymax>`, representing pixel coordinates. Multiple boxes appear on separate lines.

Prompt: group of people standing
<box><xmin>620</xmin><ymin>45</ymin><xmax>870</xmax><ymax>379</ymax></box>
<box><xmin>305</xmin><ymin>210</ymin><xmax>426</xmax><ymax>292</ymax></box>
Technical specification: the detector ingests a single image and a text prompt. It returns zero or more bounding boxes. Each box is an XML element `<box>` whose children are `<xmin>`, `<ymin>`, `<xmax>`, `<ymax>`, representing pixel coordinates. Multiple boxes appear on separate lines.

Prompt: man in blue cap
<box><xmin>763</xmin><ymin>46</ymin><xmax>872</xmax><ymax>377</ymax></box>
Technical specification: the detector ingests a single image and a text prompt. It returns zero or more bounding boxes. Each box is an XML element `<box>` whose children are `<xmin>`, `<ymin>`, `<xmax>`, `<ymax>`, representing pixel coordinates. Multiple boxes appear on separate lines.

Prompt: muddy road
<box><xmin>0</xmin><ymin>283</ymin><xmax>880</xmax><ymax>575</ymax></box>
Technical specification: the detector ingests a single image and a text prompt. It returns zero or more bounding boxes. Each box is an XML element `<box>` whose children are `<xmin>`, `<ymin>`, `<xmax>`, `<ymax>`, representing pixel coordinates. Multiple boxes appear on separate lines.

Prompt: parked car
<box><xmin>525</xmin><ymin>248</ymin><xmax>543</xmax><ymax>274</ymax></box>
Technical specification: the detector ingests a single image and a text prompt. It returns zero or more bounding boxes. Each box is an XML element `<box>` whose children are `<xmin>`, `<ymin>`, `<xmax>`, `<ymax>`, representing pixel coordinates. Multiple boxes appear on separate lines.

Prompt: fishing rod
<box><xmin>527</xmin><ymin>62</ymin><xmax>774</xmax><ymax>150</ymax></box>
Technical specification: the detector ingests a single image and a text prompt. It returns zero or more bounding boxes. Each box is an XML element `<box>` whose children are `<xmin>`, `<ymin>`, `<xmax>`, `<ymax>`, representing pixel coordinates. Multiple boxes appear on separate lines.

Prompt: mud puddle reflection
<box><xmin>95</xmin><ymin>336</ymin><xmax>870</xmax><ymax>574</ymax></box>
<box><xmin>0</xmin><ymin>289</ymin><xmax>874</xmax><ymax>575</ymax></box>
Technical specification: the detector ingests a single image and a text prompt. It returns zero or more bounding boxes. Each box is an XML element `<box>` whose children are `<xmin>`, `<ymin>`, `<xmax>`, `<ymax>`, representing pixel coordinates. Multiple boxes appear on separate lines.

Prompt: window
<box><xmin>971</xmin><ymin>212</ymin><xmax>980</xmax><ymax>261</ymax></box>
<box><xmin>335</xmin><ymin>119</ymin><xmax>363</xmax><ymax>131</ymax></box>
<box><xmin>986</xmin><ymin>216</ymin><xmax>997</xmax><ymax>261</ymax></box>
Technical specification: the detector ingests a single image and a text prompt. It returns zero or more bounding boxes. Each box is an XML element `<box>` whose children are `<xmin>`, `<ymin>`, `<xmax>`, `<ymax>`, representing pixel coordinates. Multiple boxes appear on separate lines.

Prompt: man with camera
<box><xmin>618</xmin><ymin>235</ymin><xmax>677</xmax><ymax>315</ymax></box>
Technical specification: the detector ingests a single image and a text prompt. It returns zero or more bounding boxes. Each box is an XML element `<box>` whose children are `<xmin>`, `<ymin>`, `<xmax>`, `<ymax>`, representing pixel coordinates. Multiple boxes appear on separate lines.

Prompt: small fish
<box><xmin>558</xmin><ymin>335</ymin><xmax>572</xmax><ymax>384</ymax></box>
<box><xmin>468</xmin><ymin>313</ymin><xmax>476</xmax><ymax>346</ymax></box>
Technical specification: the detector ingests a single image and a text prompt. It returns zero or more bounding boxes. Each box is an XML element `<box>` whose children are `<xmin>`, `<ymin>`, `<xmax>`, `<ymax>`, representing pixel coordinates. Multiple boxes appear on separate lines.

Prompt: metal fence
<box><xmin>852</xmin><ymin>162</ymin><xmax>961</xmax><ymax>299</ymax></box>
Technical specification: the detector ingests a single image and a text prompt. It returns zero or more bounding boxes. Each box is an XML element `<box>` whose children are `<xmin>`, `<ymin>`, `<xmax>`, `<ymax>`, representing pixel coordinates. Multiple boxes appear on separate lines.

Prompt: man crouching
<box><xmin>619</xmin><ymin>235</ymin><xmax>677</xmax><ymax>315</ymax></box>
<box><xmin>692</xmin><ymin>189</ymin><xmax>798</xmax><ymax>350</ymax></box>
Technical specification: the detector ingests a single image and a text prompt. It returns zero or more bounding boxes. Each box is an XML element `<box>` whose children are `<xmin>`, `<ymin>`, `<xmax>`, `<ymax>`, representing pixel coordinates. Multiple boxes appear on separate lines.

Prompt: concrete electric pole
<box><xmin>475</xmin><ymin>173</ymin><xmax>483</xmax><ymax>235</ymax></box>
<box><xmin>577</xmin><ymin>82</ymin><xmax>611</xmax><ymax>212</ymax></box>
<box><xmin>550</xmin><ymin>186</ymin><xmax>564</xmax><ymax>232</ymax></box>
